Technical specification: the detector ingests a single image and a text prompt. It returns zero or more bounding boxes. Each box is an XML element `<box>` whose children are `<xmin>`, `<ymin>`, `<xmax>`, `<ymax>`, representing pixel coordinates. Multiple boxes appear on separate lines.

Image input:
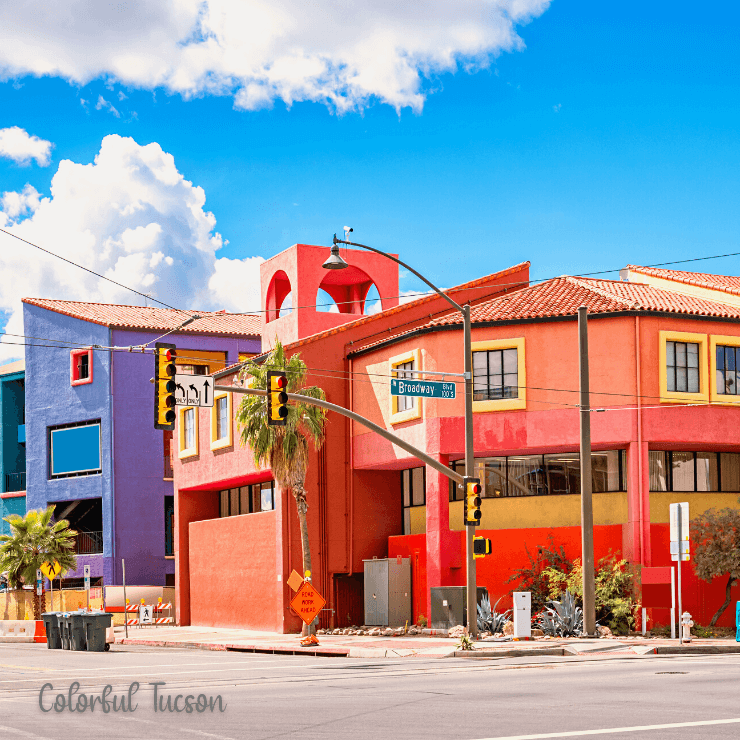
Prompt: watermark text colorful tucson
<box><xmin>39</xmin><ymin>682</ymin><xmax>226</xmax><ymax>714</ymax></box>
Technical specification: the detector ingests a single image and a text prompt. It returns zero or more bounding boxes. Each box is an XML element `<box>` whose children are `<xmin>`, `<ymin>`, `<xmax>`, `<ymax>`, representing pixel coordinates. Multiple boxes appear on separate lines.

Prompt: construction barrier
<box><xmin>126</xmin><ymin>617</ymin><xmax>173</xmax><ymax>626</ymax></box>
<box><xmin>0</xmin><ymin>620</ymin><xmax>46</xmax><ymax>643</ymax></box>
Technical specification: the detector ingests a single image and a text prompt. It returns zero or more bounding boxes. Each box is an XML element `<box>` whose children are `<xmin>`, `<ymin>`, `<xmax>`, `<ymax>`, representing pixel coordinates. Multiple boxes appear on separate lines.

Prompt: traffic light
<box><xmin>267</xmin><ymin>370</ymin><xmax>288</xmax><ymax>426</ymax></box>
<box><xmin>473</xmin><ymin>536</ymin><xmax>492</xmax><ymax>559</ymax></box>
<box><xmin>154</xmin><ymin>342</ymin><xmax>177</xmax><ymax>430</ymax></box>
<box><xmin>463</xmin><ymin>476</ymin><xmax>482</xmax><ymax>527</ymax></box>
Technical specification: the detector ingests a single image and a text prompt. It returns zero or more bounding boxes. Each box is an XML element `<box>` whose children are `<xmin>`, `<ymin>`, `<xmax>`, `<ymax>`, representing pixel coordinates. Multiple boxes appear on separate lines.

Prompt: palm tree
<box><xmin>235</xmin><ymin>340</ymin><xmax>327</xmax><ymax>634</ymax></box>
<box><xmin>0</xmin><ymin>506</ymin><xmax>78</xmax><ymax>620</ymax></box>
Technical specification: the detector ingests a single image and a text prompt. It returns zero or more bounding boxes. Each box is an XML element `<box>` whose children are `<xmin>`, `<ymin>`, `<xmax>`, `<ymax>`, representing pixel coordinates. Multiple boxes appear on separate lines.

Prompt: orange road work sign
<box><xmin>290</xmin><ymin>581</ymin><xmax>326</xmax><ymax>625</ymax></box>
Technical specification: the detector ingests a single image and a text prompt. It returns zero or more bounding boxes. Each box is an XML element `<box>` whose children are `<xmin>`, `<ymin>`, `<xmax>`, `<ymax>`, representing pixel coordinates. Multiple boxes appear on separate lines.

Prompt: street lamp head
<box><xmin>322</xmin><ymin>241</ymin><xmax>349</xmax><ymax>270</ymax></box>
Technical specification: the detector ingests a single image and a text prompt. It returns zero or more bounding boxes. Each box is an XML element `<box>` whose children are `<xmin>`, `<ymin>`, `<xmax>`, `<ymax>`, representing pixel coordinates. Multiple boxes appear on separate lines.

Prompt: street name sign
<box><xmin>174</xmin><ymin>374</ymin><xmax>214</xmax><ymax>407</ymax></box>
<box><xmin>290</xmin><ymin>581</ymin><xmax>326</xmax><ymax>625</ymax></box>
<box><xmin>391</xmin><ymin>378</ymin><xmax>456</xmax><ymax>399</ymax></box>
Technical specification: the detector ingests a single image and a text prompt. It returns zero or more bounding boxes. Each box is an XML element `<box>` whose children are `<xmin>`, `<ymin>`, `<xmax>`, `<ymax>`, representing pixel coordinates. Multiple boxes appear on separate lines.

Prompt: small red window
<box><xmin>70</xmin><ymin>348</ymin><xmax>93</xmax><ymax>386</ymax></box>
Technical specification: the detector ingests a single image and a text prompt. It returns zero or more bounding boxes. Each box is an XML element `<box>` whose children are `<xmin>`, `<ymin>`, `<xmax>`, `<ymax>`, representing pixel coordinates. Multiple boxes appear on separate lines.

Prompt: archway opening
<box><xmin>363</xmin><ymin>283</ymin><xmax>382</xmax><ymax>315</ymax></box>
<box><xmin>316</xmin><ymin>288</ymin><xmax>340</xmax><ymax>313</ymax></box>
<box><xmin>265</xmin><ymin>270</ymin><xmax>292</xmax><ymax>322</ymax></box>
<box><xmin>279</xmin><ymin>292</ymin><xmax>292</xmax><ymax>318</ymax></box>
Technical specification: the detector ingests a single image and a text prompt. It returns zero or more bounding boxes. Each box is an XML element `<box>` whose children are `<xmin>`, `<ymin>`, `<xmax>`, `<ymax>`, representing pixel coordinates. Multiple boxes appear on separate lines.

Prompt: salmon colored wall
<box><xmin>390</xmin><ymin>525</ymin><xmax>624</xmax><ymax>621</ymax></box>
<box><xmin>174</xmin><ymin>261</ymin><xmax>530</xmax><ymax>630</ymax></box>
<box><xmin>649</xmin><ymin>523</ymin><xmax>740</xmax><ymax>629</ymax></box>
<box><xmin>189</xmin><ymin>511</ymin><xmax>279</xmax><ymax>630</ymax></box>
<box><xmin>175</xmin><ymin>489</ymin><xmax>219</xmax><ymax>626</ymax></box>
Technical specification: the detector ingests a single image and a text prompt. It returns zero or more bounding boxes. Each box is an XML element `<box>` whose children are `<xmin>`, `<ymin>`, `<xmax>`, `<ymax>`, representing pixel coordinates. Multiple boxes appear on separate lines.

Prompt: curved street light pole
<box><xmin>329</xmin><ymin>236</ymin><xmax>478</xmax><ymax>640</ymax></box>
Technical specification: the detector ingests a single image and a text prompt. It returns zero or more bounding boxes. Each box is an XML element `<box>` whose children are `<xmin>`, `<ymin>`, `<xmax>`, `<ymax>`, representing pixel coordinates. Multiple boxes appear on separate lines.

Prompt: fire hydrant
<box><xmin>681</xmin><ymin>611</ymin><xmax>694</xmax><ymax>643</ymax></box>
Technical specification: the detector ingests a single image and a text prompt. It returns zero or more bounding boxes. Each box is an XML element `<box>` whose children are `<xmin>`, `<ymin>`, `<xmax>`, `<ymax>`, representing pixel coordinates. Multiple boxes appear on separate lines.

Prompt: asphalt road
<box><xmin>0</xmin><ymin>643</ymin><xmax>739</xmax><ymax>740</ymax></box>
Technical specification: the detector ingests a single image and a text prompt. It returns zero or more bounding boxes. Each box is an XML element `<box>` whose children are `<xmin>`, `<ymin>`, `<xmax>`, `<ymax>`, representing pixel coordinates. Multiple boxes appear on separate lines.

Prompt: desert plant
<box><xmin>506</xmin><ymin>536</ymin><xmax>574</xmax><ymax>614</ymax></box>
<box><xmin>535</xmin><ymin>590</ymin><xmax>583</xmax><ymax>637</ymax></box>
<box><xmin>541</xmin><ymin>553</ymin><xmax>638</xmax><ymax>634</ymax></box>
<box><xmin>476</xmin><ymin>595</ymin><xmax>512</xmax><ymax>634</ymax></box>
<box><xmin>417</xmin><ymin>614</ymin><xmax>428</xmax><ymax>628</ymax></box>
<box><xmin>457</xmin><ymin>634</ymin><xmax>474</xmax><ymax>650</ymax></box>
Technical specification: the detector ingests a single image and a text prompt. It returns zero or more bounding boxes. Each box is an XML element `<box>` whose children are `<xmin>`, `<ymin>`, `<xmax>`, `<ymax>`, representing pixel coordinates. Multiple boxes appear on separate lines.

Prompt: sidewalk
<box><xmin>115</xmin><ymin>625</ymin><xmax>740</xmax><ymax>659</ymax></box>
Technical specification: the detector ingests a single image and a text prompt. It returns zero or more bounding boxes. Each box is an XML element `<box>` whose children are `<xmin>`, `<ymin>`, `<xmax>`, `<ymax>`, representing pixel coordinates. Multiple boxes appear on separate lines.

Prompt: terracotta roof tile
<box><xmin>286</xmin><ymin>261</ymin><xmax>531</xmax><ymax>350</ymax></box>
<box><xmin>626</xmin><ymin>265</ymin><xmax>740</xmax><ymax>297</ymax></box>
<box><xmin>350</xmin><ymin>276</ymin><xmax>740</xmax><ymax>353</ymax></box>
<box><xmin>22</xmin><ymin>298</ymin><xmax>260</xmax><ymax>337</ymax></box>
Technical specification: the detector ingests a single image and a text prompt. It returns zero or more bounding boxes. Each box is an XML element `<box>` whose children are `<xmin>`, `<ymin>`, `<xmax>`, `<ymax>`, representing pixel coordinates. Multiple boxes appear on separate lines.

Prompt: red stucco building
<box><xmin>173</xmin><ymin>245</ymin><xmax>740</xmax><ymax>631</ymax></box>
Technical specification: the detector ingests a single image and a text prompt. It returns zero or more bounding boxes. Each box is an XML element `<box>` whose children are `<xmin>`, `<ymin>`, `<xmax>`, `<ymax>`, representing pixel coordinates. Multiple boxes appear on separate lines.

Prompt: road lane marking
<box><xmin>0</xmin><ymin>725</ymin><xmax>55</xmax><ymax>740</ymax></box>
<box><xmin>0</xmin><ymin>664</ymin><xmax>56</xmax><ymax>672</ymax></box>
<box><xmin>474</xmin><ymin>717</ymin><xmax>740</xmax><ymax>739</ymax></box>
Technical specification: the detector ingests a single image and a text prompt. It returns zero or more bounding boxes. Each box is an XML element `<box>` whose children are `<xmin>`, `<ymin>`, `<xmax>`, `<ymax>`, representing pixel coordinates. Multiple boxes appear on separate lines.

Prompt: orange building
<box><xmin>173</xmin><ymin>247</ymin><xmax>740</xmax><ymax>631</ymax></box>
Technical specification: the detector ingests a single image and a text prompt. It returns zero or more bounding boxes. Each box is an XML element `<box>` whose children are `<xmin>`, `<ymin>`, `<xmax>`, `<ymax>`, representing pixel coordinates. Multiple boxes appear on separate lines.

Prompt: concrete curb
<box><xmin>119</xmin><ymin>638</ymin><xmax>350</xmax><ymax>657</ymax></box>
<box><xmin>452</xmin><ymin>647</ymin><xmax>570</xmax><ymax>659</ymax></box>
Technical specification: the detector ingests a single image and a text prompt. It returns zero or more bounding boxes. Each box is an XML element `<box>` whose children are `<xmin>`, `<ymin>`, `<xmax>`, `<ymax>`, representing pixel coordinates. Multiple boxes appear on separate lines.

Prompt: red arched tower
<box><xmin>260</xmin><ymin>243</ymin><xmax>400</xmax><ymax>347</ymax></box>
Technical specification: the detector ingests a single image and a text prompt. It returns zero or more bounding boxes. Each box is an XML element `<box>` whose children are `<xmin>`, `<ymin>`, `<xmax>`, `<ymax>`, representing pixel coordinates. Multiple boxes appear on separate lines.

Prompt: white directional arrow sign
<box><xmin>174</xmin><ymin>374</ymin><xmax>214</xmax><ymax>407</ymax></box>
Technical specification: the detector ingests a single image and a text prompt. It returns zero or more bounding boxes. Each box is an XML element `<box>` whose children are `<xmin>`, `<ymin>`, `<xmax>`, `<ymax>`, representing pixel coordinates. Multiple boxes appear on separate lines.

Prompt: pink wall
<box><xmin>189</xmin><ymin>511</ymin><xmax>279</xmax><ymax>631</ymax></box>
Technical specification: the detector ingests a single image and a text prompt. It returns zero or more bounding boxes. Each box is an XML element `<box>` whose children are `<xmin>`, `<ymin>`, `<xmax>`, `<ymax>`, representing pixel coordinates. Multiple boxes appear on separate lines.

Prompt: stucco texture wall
<box><xmin>189</xmin><ymin>511</ymin><xmax>279</xmax><ymax>630</ymax></box>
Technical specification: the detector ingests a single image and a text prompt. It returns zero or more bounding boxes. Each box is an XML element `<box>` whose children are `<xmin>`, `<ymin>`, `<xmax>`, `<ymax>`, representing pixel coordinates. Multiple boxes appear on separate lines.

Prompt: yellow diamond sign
<box><xmin>40</xmin><ymin>561</ymin><xmax>63</xmax><ymax>580</ymax></box>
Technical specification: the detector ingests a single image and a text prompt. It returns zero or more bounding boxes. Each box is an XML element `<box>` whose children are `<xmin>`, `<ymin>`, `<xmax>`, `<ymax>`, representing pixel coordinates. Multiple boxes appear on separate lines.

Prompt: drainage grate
<box><xmin>655</xmin><ymin>671</ymin><xmax>688</xmax><ymax>674</ymax></box>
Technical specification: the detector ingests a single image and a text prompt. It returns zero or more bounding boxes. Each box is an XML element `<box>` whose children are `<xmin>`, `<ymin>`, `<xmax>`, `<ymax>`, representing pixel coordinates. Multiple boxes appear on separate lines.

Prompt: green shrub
<box><xmin>541</xmin><ymin>553</ymin><xmax>639</xmax><ymax>634</ymax></box>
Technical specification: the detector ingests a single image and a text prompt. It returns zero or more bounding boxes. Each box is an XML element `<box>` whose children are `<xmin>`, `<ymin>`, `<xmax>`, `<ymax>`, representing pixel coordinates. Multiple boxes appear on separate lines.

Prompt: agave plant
<box><xmin>535</xmin><ymin>590</ymin><xmax>583</xmax><ymax>637</ymax></box>
<box><xmin>477</xmin><ymin>595</ymin><xmax>512</xmax><ymax>634</ymax></box>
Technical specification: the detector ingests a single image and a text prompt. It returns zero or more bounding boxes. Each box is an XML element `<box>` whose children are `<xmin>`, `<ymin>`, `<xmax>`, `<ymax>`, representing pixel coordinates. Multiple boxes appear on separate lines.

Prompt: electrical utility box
<box><xmin>363</xmin><ymin>558</ymin><xmax>411</xmax><ymax>626</ymax></box>
<box><xmin>431</xmin><ymin>586</ymin><xmax>489</xmax><ymax>630</ymax></box>
<box><xmin>513</xmin><ymin>591</ymin><xmax>532</xmax><ymax>638</ymax></box>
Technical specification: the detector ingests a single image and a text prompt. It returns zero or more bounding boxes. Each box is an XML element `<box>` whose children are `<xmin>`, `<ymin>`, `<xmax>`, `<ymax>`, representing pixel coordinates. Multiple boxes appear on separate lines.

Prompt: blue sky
<box><xmin>0</xmin><ymin>0</ymin><xmax>739</xmax><ymax>348</ymax></box>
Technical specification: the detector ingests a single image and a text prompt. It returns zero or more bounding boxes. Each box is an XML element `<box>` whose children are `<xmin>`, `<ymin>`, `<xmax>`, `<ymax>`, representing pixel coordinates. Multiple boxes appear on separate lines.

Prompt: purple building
<box><xmin>23</xmin><ymin>299</ymin><xmax>260</xmax><ymax>587</ymax></box>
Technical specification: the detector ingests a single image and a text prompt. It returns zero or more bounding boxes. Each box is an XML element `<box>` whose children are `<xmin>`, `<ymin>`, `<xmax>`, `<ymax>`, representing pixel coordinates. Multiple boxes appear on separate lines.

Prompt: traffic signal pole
<box><xmin>463</xmin><ymin>305</ymin><xmax>478</xmax><ymax>640</ymax></box>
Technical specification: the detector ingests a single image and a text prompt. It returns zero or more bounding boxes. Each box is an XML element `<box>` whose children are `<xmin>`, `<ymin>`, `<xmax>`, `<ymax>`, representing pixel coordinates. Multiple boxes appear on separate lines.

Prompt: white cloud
<box><xmin>1</xmin><ymin>183</ymin><xmax>42</xmax><ymax>219</ymax></box>
<box><xmin>0</xmin><ymin>126</ymin><xmax>53</xmax><ymax>166</ymax></box>
<box><xmin>0</xmin><ymin>134</ymin><xmax>264</xmax><ymax>361</ymax></box>
<box><xmin>0</xmin><ymin>1</ymin><xmax>550</xmax><ymax>112</ymax></box>
<box><xmin>95</xmin><ymin>95</ymin><xmax>121</xmax><ymax>117</ymax></box>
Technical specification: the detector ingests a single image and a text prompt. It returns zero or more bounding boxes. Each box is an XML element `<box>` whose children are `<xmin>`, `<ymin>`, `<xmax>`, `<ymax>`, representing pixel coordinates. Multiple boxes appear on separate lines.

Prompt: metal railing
<box><xmin>4</xmin><ymin>471</ymin><xmax>25</xmax><ymax>492</ymax></box>
<box><xmin>75</xmin><ymin>530</ymin><xmax>103</xmax><ymax>555</ymax></box>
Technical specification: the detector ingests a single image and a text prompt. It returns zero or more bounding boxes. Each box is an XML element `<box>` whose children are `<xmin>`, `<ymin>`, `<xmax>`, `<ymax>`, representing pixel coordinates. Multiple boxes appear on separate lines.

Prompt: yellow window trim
<box><xmin>659</xmin><ymin>330</ymin><xmax>709</xmax><ymax>404</ymax></box>
<box><xmin>178</xmin><ymin>406</ymin><xmax>199</xmax><ymax>459</ymax></box>
<box><xmin>389</xmin><ymin>348</ymin><xmax>422</xmax><ymax>425</ymax></box>
<box><xmin>710</xmin><ymin>334</ymin><xmax>740</xmax><ymax>406</ymax></box>
<box><xmin>471</xmin><ymin>338</ymin><xmax>526</xmax><ymax>412</ymax></box>
<box><xmin>210</xmin><ymin>391</ymin><xmax>233</xmax><ymax>450</ymax></box>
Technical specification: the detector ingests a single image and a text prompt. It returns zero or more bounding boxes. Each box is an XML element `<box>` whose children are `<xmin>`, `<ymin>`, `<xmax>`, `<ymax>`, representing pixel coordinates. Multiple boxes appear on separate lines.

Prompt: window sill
<box><xmin>178</xmin><ymin>449</ymin><xmax>198</xmax><ymax>460</ymax></box>
<box><xmin>390</xmin><ymin>406</ymin><xmax>421</xmax><ymax>425</ymax></box>
<box><xmin>473</xmin><ymin>397</ymin><xmax>526</xmax><ymax>412</ymax></box>
<box><xmin>659</xmin><ymin>391</ymin><xmax>708</xmax><ymax>405</ymax></box>
<box><xmin>210</xmin><ymin>438</ymin><xmax>233</xmax><ymax>452</ymax></box>
<box><xmin>165</xmin><ymin>555</ymin><xmax>175</xmax><ymax>560</ymax></box>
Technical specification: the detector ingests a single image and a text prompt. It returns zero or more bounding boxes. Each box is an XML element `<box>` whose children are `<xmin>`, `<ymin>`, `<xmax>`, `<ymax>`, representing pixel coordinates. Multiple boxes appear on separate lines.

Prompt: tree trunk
<box><xmin>292</xmin><ymin>481</ymin><xmax>313</xmax><ymax>636</ymax></box>
<box><xmin>33</xmin><ymin>585</ymin><xmax>42</xmax><ymax>621</ymax></box>
<box><xmin>709</xmin><ymin>575</ymin><xmax>736</xmax><ymax>627</ymax></box>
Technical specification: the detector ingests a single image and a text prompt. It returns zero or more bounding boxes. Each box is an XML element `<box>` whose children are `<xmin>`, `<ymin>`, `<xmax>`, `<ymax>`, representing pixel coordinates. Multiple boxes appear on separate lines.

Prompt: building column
<box><xmin>425</xmin><ymin>454</ymin><xmax>462</xmax><ymax>621</ymax></box>
<box><xmin>626</xmin><ymin>441</ymin><xmax>652</xmax><ymax>567</ymax></box>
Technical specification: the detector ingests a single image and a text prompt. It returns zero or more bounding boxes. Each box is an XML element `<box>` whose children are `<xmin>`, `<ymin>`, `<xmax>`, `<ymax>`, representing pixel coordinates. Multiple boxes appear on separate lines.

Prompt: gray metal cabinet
<box><xmin>363</xmin><ymin>558</ymin><xmax>411</xmax><ymax>626</ymax></box>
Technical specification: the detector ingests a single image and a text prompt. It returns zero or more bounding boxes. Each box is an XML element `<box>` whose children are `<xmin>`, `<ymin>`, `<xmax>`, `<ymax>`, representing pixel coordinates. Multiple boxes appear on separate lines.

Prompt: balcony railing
<box><xmin>4</xmin><ymin>471</ymin><xmax>26</xmax><ymax>493</ymax></box>
<box><xmin>75</xmin><ymin>530</ymin><xmax>103</xmax><ymax>555</ymax></box>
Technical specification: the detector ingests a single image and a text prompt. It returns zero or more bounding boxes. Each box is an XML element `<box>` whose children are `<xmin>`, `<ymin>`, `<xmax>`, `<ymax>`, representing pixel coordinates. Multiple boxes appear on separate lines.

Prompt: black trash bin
<box><xmin>66</xmin><ymin>611</ymin><xmax>87</xmax><ymax>651</ymax></box>
<box><xmin>41</xmin><ymin>612</ymin><xmax>62</xmax><ymax>649</ymax></box>
<box><xmin>82</xmin><ymin>612</ymin><xmax>112</xmax><ymax>652</ymax></box>
<box><xmin>58</xmin><ymin>613</ymin><xmax>71</xmax><ymax>650</ymax></box>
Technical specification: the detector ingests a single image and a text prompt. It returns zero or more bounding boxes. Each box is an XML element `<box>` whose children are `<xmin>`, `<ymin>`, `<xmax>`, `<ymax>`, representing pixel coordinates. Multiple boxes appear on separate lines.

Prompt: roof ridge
<box><xmin>565</xmin><ymin>276</ymin><xmax>641</xmax><ymax>310</ymax></box>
